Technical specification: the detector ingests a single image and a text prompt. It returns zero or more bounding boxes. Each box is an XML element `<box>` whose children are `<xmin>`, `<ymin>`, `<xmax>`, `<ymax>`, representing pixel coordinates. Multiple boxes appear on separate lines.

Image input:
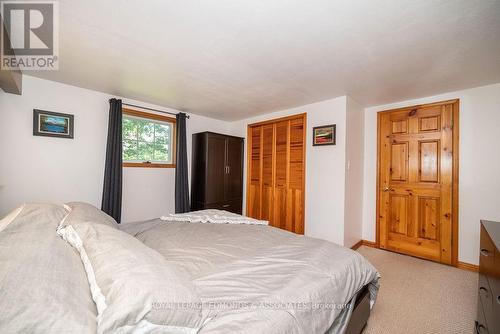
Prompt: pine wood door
<box><xmin>247</xmin><ymin>126</ymin><xmax>262</xmax><ymax>217</ymax></box>
<box><xmin>246</xmin><ymin>114</ymin><xmax>306</xmax><ymax>234</ymax></box>
<box><xmin>377</xmin><ymin>100</ymin><xmax>459</xmax><ymax>265</ymax></box>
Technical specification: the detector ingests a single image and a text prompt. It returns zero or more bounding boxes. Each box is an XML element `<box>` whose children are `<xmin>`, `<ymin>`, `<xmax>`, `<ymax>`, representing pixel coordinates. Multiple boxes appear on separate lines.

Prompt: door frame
<box><xmin>375</xmin><ymin>99</ymin><xmax>459</xmax><ymax>266</ymax></box>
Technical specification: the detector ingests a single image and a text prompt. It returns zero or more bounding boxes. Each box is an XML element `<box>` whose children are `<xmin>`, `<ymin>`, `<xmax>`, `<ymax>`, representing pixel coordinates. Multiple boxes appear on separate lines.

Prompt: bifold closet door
<box><xmin>273</xmin><ymin>120</ymin><xmax>288</xmax><ymax>230</ymax></box>
<box><xmin>247</xmin><ymin>126</ymin><xmax>262</xmax><ymax>218</ymax></box>
<box><xmin>246</xmin><ymin>114</ymin><xmax>306</xmax><ymax>234</ymax></box>
<box><xmin>287</xmin><ymin>117</ymin><xmax>305</xmax><ymax>234</ymax></box>
<box><xmin>261</xmin><ymin>124</ymin><xmax>275</xmax><ymax>221</ymax></box>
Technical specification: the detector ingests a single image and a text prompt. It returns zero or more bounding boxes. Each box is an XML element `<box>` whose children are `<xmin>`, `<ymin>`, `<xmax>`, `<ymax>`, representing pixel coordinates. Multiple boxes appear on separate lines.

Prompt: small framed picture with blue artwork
<box><xmin>33</xmin><ymin>109</ymin><xmax>74</xmax><ymax>139</ymax></box>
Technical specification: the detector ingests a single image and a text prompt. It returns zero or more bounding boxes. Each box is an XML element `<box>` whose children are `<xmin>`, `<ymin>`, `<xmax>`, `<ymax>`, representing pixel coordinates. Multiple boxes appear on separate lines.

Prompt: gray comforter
<box><xmin>121</xmin><ymin>219</ymin><xmax>380</xmax><ymax>334</ymax></box>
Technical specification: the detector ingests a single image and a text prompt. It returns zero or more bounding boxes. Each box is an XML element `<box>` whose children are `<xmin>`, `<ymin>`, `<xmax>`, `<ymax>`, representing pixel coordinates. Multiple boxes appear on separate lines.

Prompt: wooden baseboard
<box><xmin>351</xmin><ymin>240</ymin><xmax>364</xmax><ymax>250</ymax></box>
<box><xmin>351</xmin><ymin>240</ymin><xmax>478</xmax><ymax>272</ymax></box>
<box><xmin>361</xmin><ymin>240</ymin><xmax>377</xmax><ymax>248</ymax></box>
<box><xmin>457</xmin><ymin>261</ymin><xmax>479</xmax><ymax>272</ymax></box>
<box><xmin>351</xmin><ymin>240</ymin><xmax>378</xmax><ymax>250</ymax></box>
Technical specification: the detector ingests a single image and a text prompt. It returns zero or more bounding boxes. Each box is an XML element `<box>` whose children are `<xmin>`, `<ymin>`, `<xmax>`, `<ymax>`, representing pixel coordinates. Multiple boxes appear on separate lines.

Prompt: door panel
<box><xmin>225</xmin><ymin>137</ymin><xmax>244</xmax><ymax>201</ymax></box>
<box><xmin>390</xmin><ymin>142</ymin><xmax>408</xmax><ymax>181</ymax></box>
<box><xmin>288</xmin><ymin>118</ymin><xmax>305</xmax><ymax>234</ymax></box>
<box><xmin>378</xmin><ymin>101</ymin><xmax>457</xmax><ymax>265</ymax></box>
<box><xmin>247</xmin><ymin>126</ymin><xmax>262</xmax><ymax>218</ymax></box>
<box><xmin>389</xmin><ymin>195</ymin><xmax>409</xmax><ymax>235</ymax></box>
<box><xmin>274</xmin><ymin>121</ymin><xmax>289</xmax><ymax>230</ymax></box>
<box><xmin>289</xmin><ymin>118</ymin><xmax>305</xmax><ymax>190</ymax></box>
<box><xmin>288</xmin><ymin>189</ymin><xmax>303</xmax><ymax>234</ymax></box>
<box><xmin>391</xmin><ymin>119</ymin><xmax>408</xmax><ymax>134</ymax></box>
<box><xmin>418</xmin><ymin>197</ymin><xmax>439</xmax><ymax>241</ymax></box>
<box><xmin>206</xmin><ymin>135</ymin><xmax>226</xmax><ymax>204</ymax></box>
<box><xmin>419</xmin><ymin>116</ymin><xmax>440</xmax><ymax>132</ymax></box>
<box><xmin>261</xmin><ymin>124</ymin><xmax>274</xmax><ymax>222</ymax></box>
<box><xmin>419</xmin><ymin>140</ymin><xmax>440</xmax><ymax>183</ymax></box>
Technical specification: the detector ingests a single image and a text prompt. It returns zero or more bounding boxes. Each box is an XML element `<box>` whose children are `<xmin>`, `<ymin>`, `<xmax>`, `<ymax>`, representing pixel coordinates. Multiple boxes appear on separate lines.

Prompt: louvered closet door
<box><xmin>247</xmin><ymin>126</ymin><xmax>262</xmax><ymax>218</ymax></box>
<box><xmin>287</xmin><ymin>117</ymin><xmax>305</xmax><ymax>234</ymax></box>
<box><xmin>274</xmin><ymin>120</ymin><xmax>288</xmax><ymax>230</ymax></box>
<box><xmin>261</xmin><ymin>124</ymin><xmax>275</xmax><ymax>221</ymax></box>
<box><xmin>246</xmin><ymin>114</ymin><xmax>306</xmax><ymax>234</ymax></box>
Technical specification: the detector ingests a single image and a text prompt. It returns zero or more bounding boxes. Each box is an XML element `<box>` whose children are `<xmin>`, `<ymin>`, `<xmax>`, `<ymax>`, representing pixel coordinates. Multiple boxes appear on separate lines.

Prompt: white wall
<box><xmin>230</xmin><ymin>97</ymin><xmax>348</xmax><ymax>245</ymax></box>
<box><xmin>362</xmin><ymin>83</ymin><xmax>500</xmax><ymax>265</ymax></box>
<box><xmin>343</xmin><ymin>97</ymin><xmax>365</xmax><ymax>248</ymax></box>
<box><xmin>0</xmin><ymin>75</ymin><xmax>231</xmax><ymax>222</ymax></box>
<box><xmin>3</xmin><ymin>75</ymin><xmax>498</xmax><ymax>263</ymax></box>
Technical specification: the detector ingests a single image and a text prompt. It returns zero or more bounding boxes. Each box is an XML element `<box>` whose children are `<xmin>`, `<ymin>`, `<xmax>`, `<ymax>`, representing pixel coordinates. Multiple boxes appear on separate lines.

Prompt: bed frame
<box><xmin>344</xmin><ymin>285</ymin><xmax>371</xmax><ymax>334</ymax></box>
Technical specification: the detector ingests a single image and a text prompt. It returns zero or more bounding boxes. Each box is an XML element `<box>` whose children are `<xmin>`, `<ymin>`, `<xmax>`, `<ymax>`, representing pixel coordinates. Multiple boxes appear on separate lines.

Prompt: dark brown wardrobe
<box><xmin>191</xmin><ymin>132</ymin><xmax>244</xmax><ymax>214</ymax></box>
<box><xmin>246</xmin><ymin>113</ymin><xmax>306</xmax><ymax>234</ymax></box>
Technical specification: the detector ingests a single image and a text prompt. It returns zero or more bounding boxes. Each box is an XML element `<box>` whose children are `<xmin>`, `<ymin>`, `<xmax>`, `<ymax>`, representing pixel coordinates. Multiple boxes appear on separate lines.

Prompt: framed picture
<box><xmin>33</xmin><ymin>109</ymin><xmax>74</xmax><ymax>139</ymax></box>
<box><xmin>313</xmin><ymin>124</ymin><xmax>336</xmax><ymax>146</ymax></box>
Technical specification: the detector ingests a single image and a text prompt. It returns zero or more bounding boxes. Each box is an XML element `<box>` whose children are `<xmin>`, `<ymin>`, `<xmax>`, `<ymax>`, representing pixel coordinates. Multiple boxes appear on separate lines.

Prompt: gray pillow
<box><xmin>0</xmin><ymin>203</ymin><xmax>97</xmax><ymax>334</ymax></box>
<box><xmin>64</xmin><ymin>202</ymin><xmax>118</xmax><ymax>228</ymax></box>
<box><xmin>58</xmin><ymin>219</ymin><xmax>207</xmax><ymax>334</ymax></box>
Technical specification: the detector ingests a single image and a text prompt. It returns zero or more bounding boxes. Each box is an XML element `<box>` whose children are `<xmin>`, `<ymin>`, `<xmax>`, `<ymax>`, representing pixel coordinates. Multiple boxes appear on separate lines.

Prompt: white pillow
<box><xmin>57</xmin><ymin>220</ymin><xmax>207</xmax><ymax>334</ymax></box>
<box><xmin>0</xmin><ymin>204</ymin><xmax>25</xmax><ymax>233</ymax></box>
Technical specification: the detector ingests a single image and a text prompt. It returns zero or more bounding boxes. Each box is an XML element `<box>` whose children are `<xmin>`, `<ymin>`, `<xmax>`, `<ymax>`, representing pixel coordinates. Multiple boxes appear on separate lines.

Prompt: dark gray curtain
<box><xmin>101</xmin><ymin>98</ymin><xmax>123</xmax><ymax>223</ymax></box>
<box><xmin>175</xmin><ymin>112</ymin><xmax>190</xmax><ymax>213</ymax></box>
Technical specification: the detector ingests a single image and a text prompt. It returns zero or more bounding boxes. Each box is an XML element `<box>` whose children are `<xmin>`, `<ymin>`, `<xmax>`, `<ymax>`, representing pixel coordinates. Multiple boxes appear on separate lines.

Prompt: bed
<box><xmin>0</xmin><ymin>203</ymin><xmax>379</xmax><ymax>334</ymax></box>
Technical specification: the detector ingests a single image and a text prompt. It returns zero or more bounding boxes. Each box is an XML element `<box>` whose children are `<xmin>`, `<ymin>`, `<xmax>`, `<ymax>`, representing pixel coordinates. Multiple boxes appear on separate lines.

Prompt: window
<box><xmin>122</xmin><ymin>109</ymin><xmax>176</xmax><ymax>168</ymax></box>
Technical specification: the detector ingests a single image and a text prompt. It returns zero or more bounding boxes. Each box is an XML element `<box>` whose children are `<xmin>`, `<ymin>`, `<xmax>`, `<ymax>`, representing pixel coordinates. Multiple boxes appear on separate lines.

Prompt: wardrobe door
<box><xmin>273</xmin><ymin>120</ymin><xmax>289</xmax><ymax>230</ymax></box>
<box><xmin>261</xmin><ymin>124</ymin><xmax>275</xmax><ymax>222</ymax></box>
<box><xmin>247</xmin><ymin>126</ymin><xmax>262</xmax><ymax>218</ymax></box>
<box><xmin>205</xmin><ymin>134</ymin><xmax>226</xmax><ymax>204</ymax></box>
<box><xmin>288</xmin><ymin>117</ymin><xmax>305</xmax><ymax>234</ymax></box>
<box><xmin>225</xmin><ymin>136</ymin><xmax>244</xmax><ymax>202</ymax></box>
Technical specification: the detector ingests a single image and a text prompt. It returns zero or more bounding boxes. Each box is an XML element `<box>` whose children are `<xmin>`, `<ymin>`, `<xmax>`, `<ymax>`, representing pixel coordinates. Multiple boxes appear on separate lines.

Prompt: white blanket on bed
<box><xmin>160</xmin><ymin>209</ymin><xmax>269</xmax><ymax>225</ymax></box>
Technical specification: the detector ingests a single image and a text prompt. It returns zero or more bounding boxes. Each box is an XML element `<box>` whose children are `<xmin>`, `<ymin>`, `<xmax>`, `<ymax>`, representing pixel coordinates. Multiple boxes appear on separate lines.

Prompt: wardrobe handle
<box><xmin>480</xmin><ymin>249</ymin><xmax>491</xmax><ymax>257</ymax></box>
<box><xmin>227</xmin><ymin>166</ymin><xmax>230</xmax><ymax>174</ymax></box>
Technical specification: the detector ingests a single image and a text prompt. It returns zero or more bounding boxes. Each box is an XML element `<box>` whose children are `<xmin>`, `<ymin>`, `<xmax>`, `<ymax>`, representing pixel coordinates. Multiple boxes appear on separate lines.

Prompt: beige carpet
<box><xmin>357</xmin><ymin>246</ymin><xmax>478</xmax><ymax>334</ymax></box>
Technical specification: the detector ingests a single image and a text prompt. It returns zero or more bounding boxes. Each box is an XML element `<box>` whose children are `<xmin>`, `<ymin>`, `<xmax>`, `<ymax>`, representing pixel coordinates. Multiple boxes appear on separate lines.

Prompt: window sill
<box><xmin>123</xmin><ymin>162</ymin><xmax>176</xmax><ymax>168</ymax></box>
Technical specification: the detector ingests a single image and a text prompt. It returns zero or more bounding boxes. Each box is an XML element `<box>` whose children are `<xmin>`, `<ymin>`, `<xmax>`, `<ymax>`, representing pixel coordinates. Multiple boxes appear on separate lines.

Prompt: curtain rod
<box><xmin>121</xmin><ymin>102</ymin><xmax>190</xmax><ymax>119</ymax></box>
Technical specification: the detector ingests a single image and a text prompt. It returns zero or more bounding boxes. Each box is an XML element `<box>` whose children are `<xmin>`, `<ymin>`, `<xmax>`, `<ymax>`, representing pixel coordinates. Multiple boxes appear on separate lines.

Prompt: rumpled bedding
<box><xmin>121</xmin><ymin>216</ymin><xmax>380</xmax><ymax>334</ymax></box>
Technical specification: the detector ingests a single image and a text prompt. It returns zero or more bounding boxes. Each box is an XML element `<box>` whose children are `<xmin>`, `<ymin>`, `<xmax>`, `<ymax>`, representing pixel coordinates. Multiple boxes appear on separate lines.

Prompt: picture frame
<box><xmin>33</xmin><ymin>109</ymin><xmax>74</xmax><ymax>139</ymax></box>
<box><xmin>312</xmin><ymin>124</ymin><xmax>336</xmax><ymax>146</ymax></box>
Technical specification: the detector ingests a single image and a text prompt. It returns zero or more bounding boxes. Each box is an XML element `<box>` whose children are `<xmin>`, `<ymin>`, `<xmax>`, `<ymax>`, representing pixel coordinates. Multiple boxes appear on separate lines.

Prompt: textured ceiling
<box><xmin>27</xmin><ymin>0</ymin><xmax>500</xmax><ymax>120</ymax></box>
